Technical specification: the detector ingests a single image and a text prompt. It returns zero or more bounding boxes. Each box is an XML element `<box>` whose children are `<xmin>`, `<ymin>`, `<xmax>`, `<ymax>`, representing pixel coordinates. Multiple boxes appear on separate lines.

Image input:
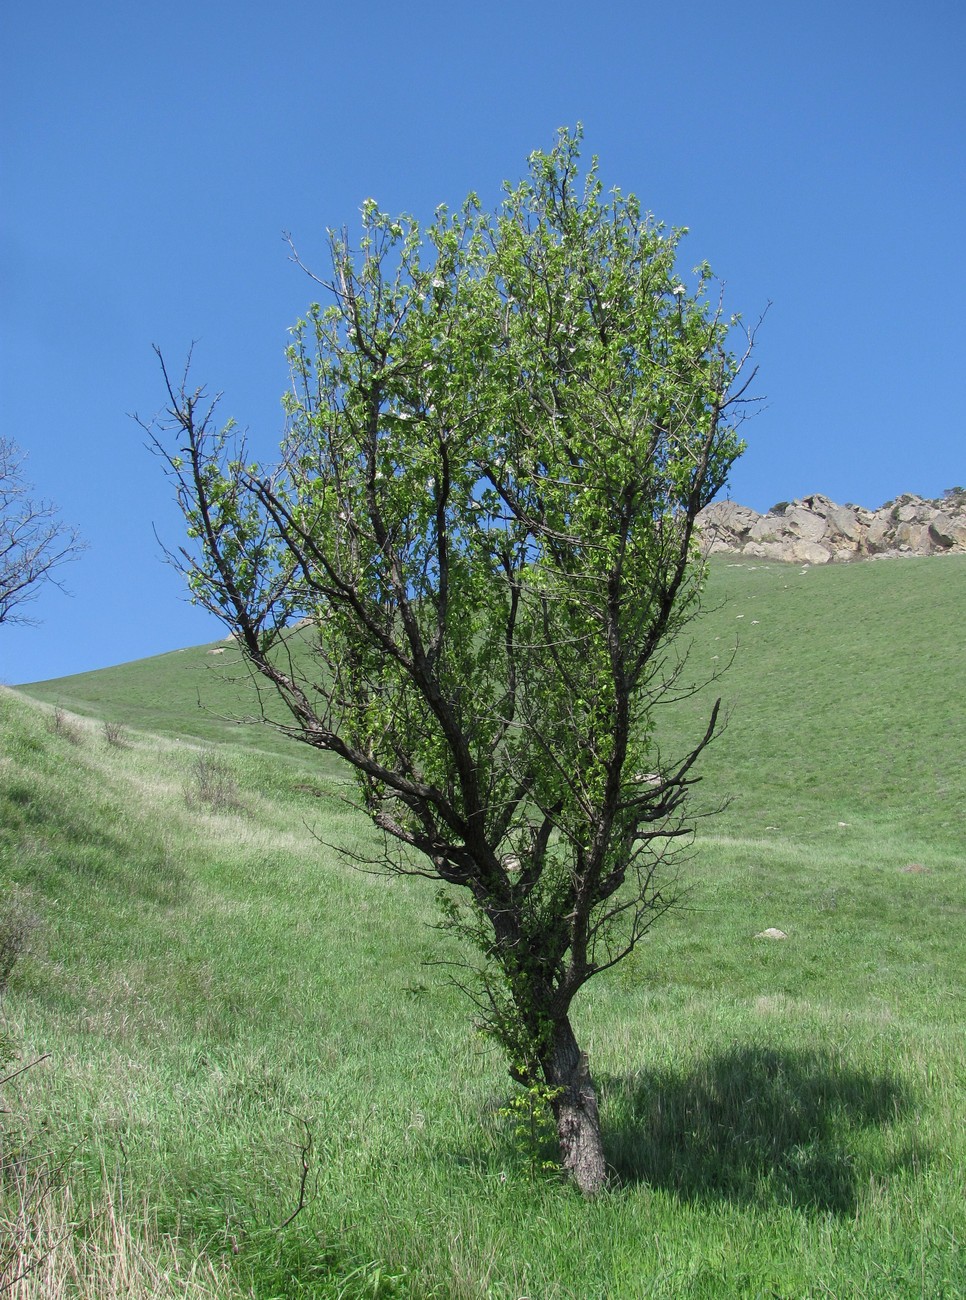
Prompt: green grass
<box><xmin>3</xmin><ymin>555</ymin><xmax>965</xmax><ymax>1297</ymax></box>
<box><xmin>15</xmin><ymin>628</ymin><xmax>342</xmax><ymax>777</ymax></box>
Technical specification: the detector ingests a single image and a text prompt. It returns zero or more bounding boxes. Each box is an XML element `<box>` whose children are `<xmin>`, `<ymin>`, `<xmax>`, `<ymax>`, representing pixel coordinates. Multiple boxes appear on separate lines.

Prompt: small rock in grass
<box><xmin>755</xmin><ymin>928</ymin><xmax>788</xmax><ymax>940</ymax></box>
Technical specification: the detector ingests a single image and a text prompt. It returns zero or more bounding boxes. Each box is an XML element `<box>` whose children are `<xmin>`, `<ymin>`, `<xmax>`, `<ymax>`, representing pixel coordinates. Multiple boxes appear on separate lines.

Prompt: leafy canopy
<box><xmin>154</xmin><ymin>126</ymin><xmax>757</xmax><ymax>1085</ymax></box>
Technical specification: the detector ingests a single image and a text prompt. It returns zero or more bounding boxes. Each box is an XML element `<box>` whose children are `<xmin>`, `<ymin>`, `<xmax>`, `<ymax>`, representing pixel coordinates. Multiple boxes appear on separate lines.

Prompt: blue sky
<box><xmin>2</xmin><ymin>0</ymin><xmax>963</xmax><ymax>684</ymax></box>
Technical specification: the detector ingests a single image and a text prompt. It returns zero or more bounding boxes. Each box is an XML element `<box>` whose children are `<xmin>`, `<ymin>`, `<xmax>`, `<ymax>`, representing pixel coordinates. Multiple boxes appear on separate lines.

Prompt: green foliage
<box><xmin>269</xmin><ymin>128</ymin><xmax>749</xmax><ymax>843</ymax></box>
<box><xmin>148</xmin><ymin>133</ymin><xmax>760</xmax><ymax>1153</ymax></box>
<box><xmin>227</xmin><ymin>1223</ymin><xmax>410</xmax><ymax>1299</ymax></box>
<box><xmin>496</xmin><ymin>1077</ymin><xmax>564</xmax><ymax>1181</ymax></box>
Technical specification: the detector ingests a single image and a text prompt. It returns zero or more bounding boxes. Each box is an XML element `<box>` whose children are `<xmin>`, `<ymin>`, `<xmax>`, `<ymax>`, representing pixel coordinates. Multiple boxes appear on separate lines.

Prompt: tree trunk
<box><xmin>543</xmin><ymin>1017</ymin><xmax>608</xmax><ymax>1196</ymax></box>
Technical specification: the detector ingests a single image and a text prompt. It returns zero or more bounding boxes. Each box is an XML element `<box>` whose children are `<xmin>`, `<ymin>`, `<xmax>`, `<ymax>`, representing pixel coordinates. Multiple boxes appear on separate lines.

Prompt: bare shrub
<box><xmin>184</xmin><ymin>751</ymin><xmax>241</xmax><ymax>813</ymax></box>
<box><xmin>46</xmin><ymin>709</ymin><xmax>82</xmax><ymax>746</ymax></box>
<box><xmin>102</xmin><ymin>721</ymin><xmax>129</xmax><ymax>749</ymax></box>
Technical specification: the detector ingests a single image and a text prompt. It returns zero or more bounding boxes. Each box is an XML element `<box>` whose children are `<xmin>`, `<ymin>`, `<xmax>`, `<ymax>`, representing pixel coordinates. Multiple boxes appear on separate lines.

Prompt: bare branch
<box><xmin>0</xmin><ymin>439</ymin><xmax>85</xmax><ymax>626</ymax></box>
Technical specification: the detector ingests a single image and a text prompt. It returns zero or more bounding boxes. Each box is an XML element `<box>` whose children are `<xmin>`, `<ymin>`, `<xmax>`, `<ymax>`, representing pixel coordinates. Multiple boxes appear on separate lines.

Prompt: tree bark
<box><xmin>543</xmin><ymin>1017</ymin><xmax>608</xmax><ymax>1196</ymax></box>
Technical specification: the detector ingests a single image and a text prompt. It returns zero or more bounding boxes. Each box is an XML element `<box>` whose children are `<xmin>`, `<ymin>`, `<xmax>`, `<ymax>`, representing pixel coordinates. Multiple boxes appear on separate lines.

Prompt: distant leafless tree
<box><xmin>0</xmin><ymin>438</ymin><xmax>84</xmax><ymax>626</ymax></box>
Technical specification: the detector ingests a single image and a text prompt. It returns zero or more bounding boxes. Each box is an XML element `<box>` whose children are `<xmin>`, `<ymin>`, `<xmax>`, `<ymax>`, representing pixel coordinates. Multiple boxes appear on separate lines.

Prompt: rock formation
<box><xmin>697</xmin><ymin>490</ymin><xmax>966</xmax><ymax>564</ymax></box>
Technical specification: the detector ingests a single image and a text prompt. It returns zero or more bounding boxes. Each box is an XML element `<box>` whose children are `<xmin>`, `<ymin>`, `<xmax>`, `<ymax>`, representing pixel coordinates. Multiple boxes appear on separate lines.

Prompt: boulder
<box><xmin>894</xmin><ymin>521</ymin><xmax>930</xmax><ymax>551</ymax></box>
<box><xmin>895</xmin><ymin>496</ymin><xmax>931</xmax><ymax>523</ymax></box>
<box><xmin>705</xmin><ymin>537</ymin><xmax>738</xmax><ymax>555</ymax></box>
<box><xmin>787</xmin><ymin>539</ymin><xmax>832</xmax><ymax>565</ymax></box>
<box><xmin>826</xmin><ymin>503</ymin><xmax>864</xmax><ymax>543</ymax></box>
<box><xmin>747</xmin><ymin>515</ymin><xmax>783</xmax><ymax>543</ymax></box>
<box><xmin>696</xmin><ymin>489</ymin><xmax>966</xmax><ymax>563</ymax></box>
<box><xmin>699</xmin><ymin>500</ymin><xmax>759</xmax><ymax>542</ymax></box>
<box><xmin>759</xmin><ymin>540</ymin><xmax>793</xmax><ymax>561</ymax></box>
<box><xmin>784</xmin><ymin>505</ymin><xmax>829</xmax><ymax>543</ymax></box>
<box><xmin>929</xmin><ymin>514</ymin><xmax>966</xmax><ymax>548</ymax></box>
<box><xmin>865</xmin><ymin>515</ymin><xmax>892</xmax><ymax>549</ymax></box>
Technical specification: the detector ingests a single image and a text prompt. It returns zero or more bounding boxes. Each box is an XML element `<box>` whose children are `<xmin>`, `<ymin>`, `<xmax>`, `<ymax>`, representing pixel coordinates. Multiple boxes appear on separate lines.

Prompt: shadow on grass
<box><xmin>601</xmin><ymin>1044</ymin><xmax>916</xmax><ymax>1214</ymax></box>
<box><xmin>2</xmin><ymin>777</ymin><xmax>189</xmax><ymax>911</ymax></box>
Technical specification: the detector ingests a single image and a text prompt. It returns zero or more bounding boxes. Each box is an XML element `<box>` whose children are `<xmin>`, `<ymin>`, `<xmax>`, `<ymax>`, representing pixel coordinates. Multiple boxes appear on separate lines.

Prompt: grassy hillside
<box><xmin>20</xmin><ymin>554</ymin><xmax>966</xmax><ymax>842</ymax></box>
<box><xmin>3</xmin><ymin>555</ymin><xmax>965</xmax><ymax>1297</ymax></box>
<box><xmin>16</xmin><ymin>631</ymin><xmax>338</xmax><ymax>772</ymax></box>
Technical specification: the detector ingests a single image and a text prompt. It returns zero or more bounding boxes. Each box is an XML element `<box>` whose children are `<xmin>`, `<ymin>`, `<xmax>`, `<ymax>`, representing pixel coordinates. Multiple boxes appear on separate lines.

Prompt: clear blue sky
<box><xmin>2</xmin><ymin>0</ymin><xmax>963</xmax><ymax>684</ymax></box>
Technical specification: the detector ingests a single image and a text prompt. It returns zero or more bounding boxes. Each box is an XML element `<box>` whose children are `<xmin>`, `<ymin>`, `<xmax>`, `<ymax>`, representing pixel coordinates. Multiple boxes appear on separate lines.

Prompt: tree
<box><xmin>148</xmin><ymin>129</ymin><xmax>760</xmax><ymax>1195</ymax></box>
<box><xmin>0</xmin><ymin>439</ymin><xmax>84</xmax><ymax>627</ymax></box>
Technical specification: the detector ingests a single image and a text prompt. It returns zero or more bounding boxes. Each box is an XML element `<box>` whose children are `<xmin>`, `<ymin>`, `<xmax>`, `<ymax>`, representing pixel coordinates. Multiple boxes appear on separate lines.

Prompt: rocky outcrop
<box><xmin>697</xmin><ymin>490</ymin><xmax>966</xmax><ymax>564</ymax></box>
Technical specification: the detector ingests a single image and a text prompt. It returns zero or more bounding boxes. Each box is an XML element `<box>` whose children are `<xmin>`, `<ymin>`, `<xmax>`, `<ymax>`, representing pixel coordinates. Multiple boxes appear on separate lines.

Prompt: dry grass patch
<box><xmin>1</xmin><ymin>1175</ymin><xmax>233</xmax><ymax>1299</ymax></box>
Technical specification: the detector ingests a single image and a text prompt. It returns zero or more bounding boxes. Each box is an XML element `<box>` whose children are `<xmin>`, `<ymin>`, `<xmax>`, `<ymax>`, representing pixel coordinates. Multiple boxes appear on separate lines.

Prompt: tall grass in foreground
<box><xmin>1</xmin><ymin>1171</ymin><xmax>230</xmax><ymax>1299</ymax></box>
<box><xmin>3</xmin><ymin>557</ymin><xmax>965</xmax><ymax>1296</ymax></box>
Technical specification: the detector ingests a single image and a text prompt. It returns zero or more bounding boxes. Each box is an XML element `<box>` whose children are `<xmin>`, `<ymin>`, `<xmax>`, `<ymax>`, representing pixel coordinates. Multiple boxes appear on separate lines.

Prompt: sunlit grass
<box><xmin>3</xmin><ymin>555</ymin><xmax>965</xmax><ymax>1296</ymax></box>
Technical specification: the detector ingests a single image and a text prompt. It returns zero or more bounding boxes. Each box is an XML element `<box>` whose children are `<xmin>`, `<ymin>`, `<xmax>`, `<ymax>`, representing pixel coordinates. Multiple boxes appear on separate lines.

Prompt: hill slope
<box><xmin>20</xmin><ymin>553</ymin><xmax>966</xmax><ymax>846</ymax></box>
<box><xmin>17</xmin><ymin>627</ymin><xmax>344</xmax><ymax>776</ymax></box>
<box><xmin>4</xmin><ymin>555</ymin><xmax>965</xmax><ymax>1296</ymax></box>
